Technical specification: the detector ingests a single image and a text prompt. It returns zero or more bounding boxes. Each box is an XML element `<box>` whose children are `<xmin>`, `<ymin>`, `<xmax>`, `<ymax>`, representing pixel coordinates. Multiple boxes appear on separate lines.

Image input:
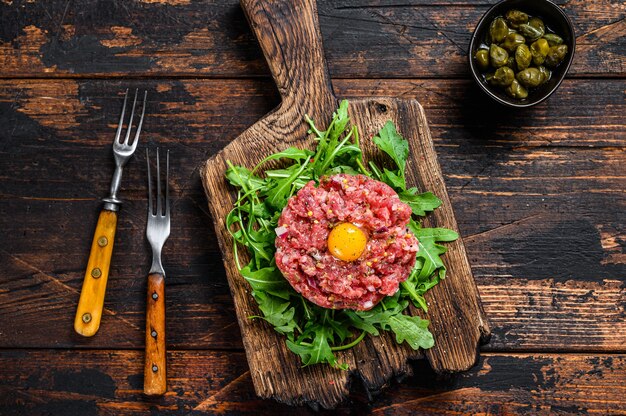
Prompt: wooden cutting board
<box><xmin>201</xmin><ymin>0</ymin><xmax>490</xmax><ymax>409</ymax></box>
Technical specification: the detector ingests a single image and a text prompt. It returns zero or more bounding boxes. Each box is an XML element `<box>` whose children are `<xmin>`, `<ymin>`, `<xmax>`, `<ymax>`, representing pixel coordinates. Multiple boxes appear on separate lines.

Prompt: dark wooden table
<box><xmin>1</xmin><ymin>1</ymin><xmax>624</xmax><ymax>414</ymax></box>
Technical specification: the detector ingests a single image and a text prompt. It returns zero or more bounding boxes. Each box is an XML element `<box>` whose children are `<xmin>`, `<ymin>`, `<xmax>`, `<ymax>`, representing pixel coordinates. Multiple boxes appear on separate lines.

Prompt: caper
<box><xmin>489</xmin><ymin>17</ymin><xmax>509</xmax><ymax>43</ymax></box>
<box><xmin>516</xmin><ymin>67</ymin><xmax>545</xmax><ymax>88</ymax></box>
<box><xmin>530</xmin><ymin>38</ymin><xmax>550</xmax><ymax>66</ymax></box>
<box><xmin>529</xmin><ymin>17</ymin><xmax>545</xmax><ymax>36</ymax></box>
<box><xmin>519</xmin><ymin>23</ymin><xmax>544</xmax><ymax>41</ymax></box>
<box><xmin>500</xmin><ymin>33</ymin><xmax>526</xmax><ymax>53</ymax></box>
<box><xmin>505</xmin><ymin>10</ymin><xmax>528</xmax><ymax>29</ymax></box>
<box><xmin>545</xmin><ymin>44</ymin><xmax>568</xmax><ymax>68</ymax></box>
<box><xmin>489</xmin><ymin>44</ymin><xmax>509</xmax><ymax>68</ymax></box>
<box><xmin>505</xmin><ymin>79</ymin><xmax>529</xmax><ymax>99</ymax></box>
<box><xmin>538</xmin><ymin>66</ymin><xmax>551</xmax><ymax>85</ymax></box>
<box><xmin>474</xmin><ymin>49</ymin><xmax>490</xmax><ymax>71</ymax></box>
<box><xmin>503</xmin><ymin>56</ymin><xmax>516</xmax><ymax>70</ymax></box>
<box><xmin>489</xmin><ymin>66</ymin><xmax>515</xmax><ymax>87</ymax></box>
<box><xmin>543</xmin><ymin>33</ymin><xmax>564</xmax><ymax>46</ymax></box>
<box><xmin>515</xmin><ymin>44</ymin><xmax>532</xmax><ymax>70</ymax></box>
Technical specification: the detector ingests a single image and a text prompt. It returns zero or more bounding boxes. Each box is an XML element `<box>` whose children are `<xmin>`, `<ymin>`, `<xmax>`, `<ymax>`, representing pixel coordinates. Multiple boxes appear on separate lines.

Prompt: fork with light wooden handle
<box><xmin>74</xmin><ymin>89</ymin><xmax>147</xmax><ymax>337</ymax></box>
<box><xmin>144</xmin><ymin>148</ymin><xmax>170</xmax><ymax>396</ymax></box>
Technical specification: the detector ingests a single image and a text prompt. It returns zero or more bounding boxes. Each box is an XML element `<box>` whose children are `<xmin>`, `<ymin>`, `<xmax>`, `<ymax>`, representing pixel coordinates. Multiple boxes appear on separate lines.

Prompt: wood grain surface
<box><xmin>73</xmin><ymin>208</ymin><xmax>117</xmax><ymax>337</ymax></box>
<box><xmin>0</xmin><ymin>0</ymin><xmax>623</xmax><ymax>78</ymax></box>
<box><xmin>0</xmin><ymin>0</ymin><xmax>624</xmax><ymax>413</ymax></box>
<box><xmin>143</xmin><ymin>272</ymin><xmax>167</xmax><ymax>396</ymax></box>
<box><xmin>1</xmin><ymin>350</ymin><xmax>625</xmax><ymax>415</ymax></box>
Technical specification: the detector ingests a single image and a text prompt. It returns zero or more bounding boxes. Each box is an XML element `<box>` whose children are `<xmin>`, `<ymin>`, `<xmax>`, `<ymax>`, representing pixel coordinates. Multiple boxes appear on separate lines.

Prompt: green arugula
<box><xmin>399</xmin><ymin>190</ymin><xmax>442</xmax><ymax>216</ymax></box>
<box><xmin>225</xmin><ymin>100</ymin><xmax>458</xmax><ymax>369</ymax></box>
<box><xmin>373</xmin><ymin>120</ymin><xmax>409</xmax><ymax>181</ymax></box>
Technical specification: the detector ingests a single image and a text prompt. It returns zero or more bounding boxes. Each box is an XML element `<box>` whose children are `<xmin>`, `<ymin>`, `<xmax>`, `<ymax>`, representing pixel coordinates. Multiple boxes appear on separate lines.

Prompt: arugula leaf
<box><xmin>252</xmin><ymin>291</ymin><xmax>297</xmax><ymax>334</ymax></box>
<box><xmin>225</xmin><ymin>164</ymin><xmax>265</xmax><ymax>191</ymax></box>
<box><xmin>265</xmin><ymin>165</ymin><xmax>312</xmax><ymax>190</ymax></box>
<box><xmin>381</xmin><ymin>168</ymin><xmax>406</xmax><ymax>190</ymax></box>
<box><xmin>353</xmin><ymin>296</ymin><xmax>434</xmax><ymax>350</ymax></box>
<box><xmin>286</xmin><ymin>310</ymin><xmax>349</xmax><ymax>370</ymax></box>
<box><xmin>326</xmin><ymin>165</ymin><xmax>361</xmax><ymax>175</ymax></box>
<box><xmin>387</xmin><ymin>314</ymin><xmax>434</xmax><ymax>349</ymax></box>
<box><xmin>309</xmin><ymin>102</ymin><xmax>353</xmax><ymax>179</ymax></box>
<box><xmin>368</xmin><ymin>161</ymin><xmax>383</xmax><ymax>181</ymax></box>
<box><xmin>286</xmin><ymin>330</ymin><xmax>341</xmax><ymax>369</ymax></box>
<box><xmin>400</xmin><ymin>280</ymin><xmax>429</xmax><ymax>311</ymax></box>
<box><xmin>413</xmin><ymin>224</ymin><xmax>457</xmax><ymax>280</ymax></box>
<box><xmin>373</xmin><ymin>120</ymin><xmax>409</xmax><ymax>180</ymax></box>
<box><xmin>315</xmin><ymin>127</ymin><xmax>355</xmax><ymax>174</ymax></box>
<box><xmin>414</xmin><ymin>227</ymin><xmax>459</xmax><ymax>241</ymax></box>
<box><xmin>402</xmin><ymin>222</ymin><xmax>459</xmax><ymax>311</ymax></box>
<box><xmin>415</xmin><ymin>236</ymin><xmax>449</xmax><ymax>281</ymax></box>
<box><xmin>251</xmin><ymin>202</ymin><xmax>272</xmax><ymax>218</ymax></box>
<box><xmin>329</xmin><ymin>100</ymin><xmax>350</xmax><ymax>141</ymax></box>
<box><xmin>399</xmin><ymin>191</ymin><xmax>442</xmax><ymax>216</ymax></box>
<box><xmin>252</xmin><ymin>147</ymin><xmax>314</xmax><ymax>174</ymax></box>
<box><xmin>264</xmin><ymin>157</ymin><xmax>311</xmax><ymax>210</ymax></box>
<box><xmin>240</xmin><ymin>264</ymin><xmax>291</xmax><ymax>300</ymax></box>
<box><xmin>343</xmin><ymin>310</ymin><xmax>379</xmax><ymax>336</ymax></box>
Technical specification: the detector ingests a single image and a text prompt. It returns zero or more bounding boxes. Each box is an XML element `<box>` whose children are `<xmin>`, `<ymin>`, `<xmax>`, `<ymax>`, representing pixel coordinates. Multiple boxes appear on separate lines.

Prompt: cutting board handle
<box><xmin>240</xmin><ymin>0</ymin><xmax>335</xmax><ymax>104</ymax></box>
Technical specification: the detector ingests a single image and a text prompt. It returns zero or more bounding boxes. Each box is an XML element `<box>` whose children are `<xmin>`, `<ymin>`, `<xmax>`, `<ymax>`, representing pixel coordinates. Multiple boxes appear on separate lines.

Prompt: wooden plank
<box><xmin>479</xmin><ymin>278</ymin><xmax>625</xmax><ymax>351</ymax></box>
<box><xmin>0</xmin><ymin>0</ymin><xmax>623</xmax><ymax>78</ymax></box>
<box><xmin>1</xmin><ymin>350</ymin><xmax>625</xmax><ymax>414</ymax></box>
<box><xmin>0</xmin><ymin>78</ymin><xmax>624</xmax><ymax>351</ymax></box>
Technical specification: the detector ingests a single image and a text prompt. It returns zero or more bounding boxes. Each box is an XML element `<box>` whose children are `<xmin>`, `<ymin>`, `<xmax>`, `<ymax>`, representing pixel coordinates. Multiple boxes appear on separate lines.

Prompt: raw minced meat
<box><xmin>274</xmin><ymin>174</ymin><xmax>419</xmax><ymax>311</ymax></box>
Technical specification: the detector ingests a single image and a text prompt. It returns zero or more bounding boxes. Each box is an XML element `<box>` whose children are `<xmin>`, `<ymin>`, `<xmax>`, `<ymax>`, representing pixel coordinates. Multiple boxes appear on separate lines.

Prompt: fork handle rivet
<box><xmin>151</xmin><ymin>330</ymin><xmax>157</xmax><ymax>338</ymax></box>
<box><xmin>152</xmin><ymin>292</ymin><xmax>158</xmax><ymax>300</ymax></box>
<box><xmin>152</xmin><ymin>364</ymin><xmax>158</xmax><ymax>372</ymax></box>
<box><xmin>82</xmin><ymin>313</ymin><xmax>92</xmax><ymax>323</ymax></box>
<box><xmin>97</xmin><ymin>236</ymin><xmax>108</xmax><ymax>247</ymax></box>
<box><xmin>91</xmin><ymin>268</ymin><xmax>102</xmax><ymax>279</ymax></box>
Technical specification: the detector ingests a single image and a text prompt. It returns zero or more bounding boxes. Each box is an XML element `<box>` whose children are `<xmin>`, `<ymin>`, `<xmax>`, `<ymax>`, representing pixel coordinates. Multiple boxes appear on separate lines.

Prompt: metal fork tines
<box><xmin>103</xmin><ymin>88</ymin><xmax>148</xmax><ymax>211</ymax></box>
<box><xmin>146</xmin><ymin>148</ymin><xmax>171</xmax><ymax>275</ymax></box>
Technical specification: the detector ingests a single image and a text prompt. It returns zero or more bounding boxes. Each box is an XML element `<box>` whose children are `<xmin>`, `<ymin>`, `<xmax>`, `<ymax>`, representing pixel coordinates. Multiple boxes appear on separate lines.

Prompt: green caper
<box><xmin>504</xmin><ymin>56</ymin><xmax>516</xmax><ymax>70</ymax></box>
<box><xmin>515</xmin><ymin>44</ymin><xmax>532</xmax><ymax>70</ymax></box>
<box><xmin>518</xmin><ymin>23</ymin><xmax>544</xmax><ymax>41</ymax></box>
<box><xmin>529</xmin><ymin>17</ymin><xmax>545</xmax><ymax>36</ymax></box>
<box><xmin>543</xmin><ymin>33</ymin><xmax>564</xmax><ymax>46</ymax></box>
<box><xmin>545</xmin><ymin>44</ymin><xmax>568</xmax><ymax>67</ymax></box>
<box><xmin>500</xmin><ymin>33</ymin><xmax>526</xmax><ymax>52</ymax></box>
<box><xmin>489</xmin><ymin>66</ymin><xmax>515</xmax><ymax>87</ymax></box>
<box><xmin>505</xmin><ymin>79</ymin><xmax>529</xmax><ymax>99</ymax></box>
<box><xmin>474</xmin><ymin>49</ymin><xmax>490</xmax><ymax>71</ymax></box>
<box><xmin>538</xmin><ymin>66</ymin><xmax>551</xmax><ymax>84</ymax></box>
<box><xmin>505</xmin><ymin>10</ymin><xmax>528</xmax><ymax>29</ymax></box>
<box><xmin>489</xmin><ymin>44</ymin><xmax>509</xmax><ymax>68</ymax></box>
<box><xmin>516</xmin><ymin>67</ymin><xmax>545</xmax><ymax>88</ymax></box>
<box><xmin>530</xmin><ymin>38</ymin><xmax>550</xmax><ymax>65</ymax></box>
<box><xmin>489</xmin><ymin>17</ymin><xmax>509</xmax><ymax>43</ymax></box>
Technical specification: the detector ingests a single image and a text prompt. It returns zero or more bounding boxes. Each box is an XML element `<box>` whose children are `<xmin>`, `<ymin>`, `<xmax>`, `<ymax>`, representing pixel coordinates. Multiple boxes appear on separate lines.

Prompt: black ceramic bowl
<box><xmin>469</xmin><ymin>0</ymin><xmax>575</xmax><ymax>108</ymax></box>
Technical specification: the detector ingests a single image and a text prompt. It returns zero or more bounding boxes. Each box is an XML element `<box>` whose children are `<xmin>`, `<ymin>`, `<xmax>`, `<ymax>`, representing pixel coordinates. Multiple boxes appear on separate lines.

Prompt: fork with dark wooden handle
<box><xmin>144</xmin><ymin>148</ymin><xmax>170</xmax><ymax>396</ymax></box>
<box><xmin>74</xmin><ymin>89</ymin><xmax>147</xmax><ymax>337</ymax></box>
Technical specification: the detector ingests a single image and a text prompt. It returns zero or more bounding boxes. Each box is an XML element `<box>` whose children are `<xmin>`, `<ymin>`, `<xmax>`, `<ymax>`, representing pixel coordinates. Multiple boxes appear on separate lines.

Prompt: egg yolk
<box><xmin>328</xmin><ymin>222</ymin><xmax>367</xmax><ymax>262</ymax></box>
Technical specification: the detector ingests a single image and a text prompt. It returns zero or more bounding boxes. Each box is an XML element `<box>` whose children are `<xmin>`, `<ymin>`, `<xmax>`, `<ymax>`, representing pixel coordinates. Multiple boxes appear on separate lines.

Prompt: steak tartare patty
<box><xmin>274</xmin><ymin>174</ymin><xmax>419</xmax><ymax>311</ymax></box>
